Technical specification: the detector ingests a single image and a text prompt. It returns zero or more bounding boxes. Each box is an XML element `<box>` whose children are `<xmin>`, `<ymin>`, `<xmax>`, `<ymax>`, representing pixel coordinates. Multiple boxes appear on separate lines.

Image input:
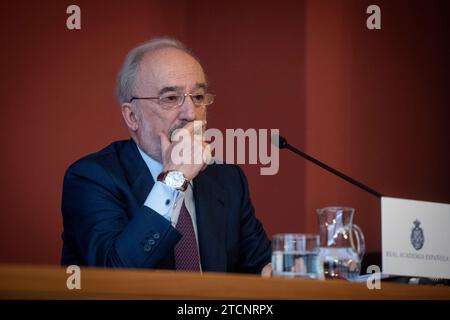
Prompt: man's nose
<box><xmin>179</xmin><ymin>95</ymin><xmax>197</xmax><ymax>121</ymax></box>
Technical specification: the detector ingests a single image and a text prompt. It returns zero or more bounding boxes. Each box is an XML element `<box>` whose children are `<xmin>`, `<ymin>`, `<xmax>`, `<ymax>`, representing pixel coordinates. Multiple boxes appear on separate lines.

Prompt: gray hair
<box><xmin>116</xmin><ymin>37</ymin><xmax>193</xmax><ymax>105</ymax></box>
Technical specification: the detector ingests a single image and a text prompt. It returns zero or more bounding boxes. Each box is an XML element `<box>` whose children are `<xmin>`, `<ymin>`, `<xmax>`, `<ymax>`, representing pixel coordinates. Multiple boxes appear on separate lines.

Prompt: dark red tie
<box><xmin>174</xmin><ymin>201</ymin><xmax>201</xmax><ymax>271</ymax></box>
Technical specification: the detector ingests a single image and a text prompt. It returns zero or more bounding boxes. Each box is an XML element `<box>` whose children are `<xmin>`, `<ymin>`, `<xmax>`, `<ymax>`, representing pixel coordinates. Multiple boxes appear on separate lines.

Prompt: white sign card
<box><xmin>382</xmin><ymin>197</ymin><xmax>450</xmax><ymax>279</ymax></box>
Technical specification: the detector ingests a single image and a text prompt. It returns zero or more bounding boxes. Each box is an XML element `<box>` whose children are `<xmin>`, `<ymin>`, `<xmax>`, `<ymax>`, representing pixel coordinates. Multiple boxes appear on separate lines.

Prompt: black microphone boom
<box><xmin>272</xmin><ymin>134</ymin><xmax>382</xmax><ymax>198</ymax></box>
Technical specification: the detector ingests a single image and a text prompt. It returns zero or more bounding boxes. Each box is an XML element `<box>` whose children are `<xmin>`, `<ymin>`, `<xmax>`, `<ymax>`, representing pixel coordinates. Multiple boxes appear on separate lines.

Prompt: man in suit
<box><xmin>61</xmin><ymin>38</ymin><xmax>272</xmax><ymax>275</ymax></box>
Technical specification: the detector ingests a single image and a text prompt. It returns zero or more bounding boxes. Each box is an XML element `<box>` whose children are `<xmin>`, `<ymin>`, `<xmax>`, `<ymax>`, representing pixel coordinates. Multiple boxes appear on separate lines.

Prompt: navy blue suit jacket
<box><xmin>61</xmin><ymin>139</ymin><xmax>271</xmax><ymax>273</ymax></box>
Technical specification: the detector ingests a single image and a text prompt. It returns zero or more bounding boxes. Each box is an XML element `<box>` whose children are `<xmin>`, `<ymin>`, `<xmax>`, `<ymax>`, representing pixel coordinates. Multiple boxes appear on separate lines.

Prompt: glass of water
<box><xmin>271</xmin><ymin>233</ymin><xmax>322</xmax><ymax>279</ymax></box>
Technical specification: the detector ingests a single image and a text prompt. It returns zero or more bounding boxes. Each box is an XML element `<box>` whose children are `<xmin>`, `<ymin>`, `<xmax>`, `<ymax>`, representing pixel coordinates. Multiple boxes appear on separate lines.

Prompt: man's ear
<box><xmin>121</xmin><ymin>103</ymin><xmax>139</xmax><ymax>131</ymax></box>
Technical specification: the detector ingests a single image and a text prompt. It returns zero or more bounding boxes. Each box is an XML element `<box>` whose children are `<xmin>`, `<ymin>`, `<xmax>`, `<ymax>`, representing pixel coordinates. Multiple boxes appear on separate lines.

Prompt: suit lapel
<box><xmin>193</xmin><ymin>169</ymin><xmax>228</xmax><ymax>272</ymax></box>
<box><xmin>119</xmin><ymin>139</ymin><xmax>155</xmax><ymax>208</ymax></box>
<box><xmin>119</xmin><ymin>139</ymin><xmax>177</xmax><ymax>269</ymax></box>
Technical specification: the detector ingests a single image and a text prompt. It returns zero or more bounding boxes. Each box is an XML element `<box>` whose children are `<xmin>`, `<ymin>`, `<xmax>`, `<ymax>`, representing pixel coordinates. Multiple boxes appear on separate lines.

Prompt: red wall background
<box><xmin>0</xmin><ymin>0</ymin><xmax>448</xmax><ymax>265</ymax></box>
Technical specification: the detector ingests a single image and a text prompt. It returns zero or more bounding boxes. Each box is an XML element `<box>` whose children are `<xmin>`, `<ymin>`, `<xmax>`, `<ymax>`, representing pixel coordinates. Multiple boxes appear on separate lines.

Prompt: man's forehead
<box><xmin>141</xmin><ymin>48</ymin><xmax>204</xmax><ymax>77</ymax></box>
<box><xmin>136</xmin><ymin>48</ymin><xmax>206</xmax><ymax>94</ymax></box>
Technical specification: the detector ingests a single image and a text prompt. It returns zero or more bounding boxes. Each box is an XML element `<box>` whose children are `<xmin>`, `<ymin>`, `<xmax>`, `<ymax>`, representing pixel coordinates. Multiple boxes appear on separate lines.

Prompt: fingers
<box><xmin>161</xmin><ymin>120</ymin><xmax>211</xmax><ymax>179</ymax></box>
<box><xmin>202</xmin><ymin>142</ymin><xmax>212</xmax><ymax>165</ymax></box>
<box><xmin>261</xmin><ymin>263</ymin><xmax>272</xmax><ymax>278</ymax></box>
<box><xmin>184</xmin><ymin>120</ymin><xmax>206</xmax><ymax>136</ymax></box>
<box><xmin>170</xmin><ymin>120</ymin><xmax>207</xmax><ymax>142</ymax></box>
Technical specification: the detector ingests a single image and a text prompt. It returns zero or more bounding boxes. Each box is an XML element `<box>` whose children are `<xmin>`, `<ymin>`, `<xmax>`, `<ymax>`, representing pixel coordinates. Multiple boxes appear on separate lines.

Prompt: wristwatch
<box><xmin>157</xmin><ymin>170</ymin><xmax>189</xmax><ymax>192</ymax></box>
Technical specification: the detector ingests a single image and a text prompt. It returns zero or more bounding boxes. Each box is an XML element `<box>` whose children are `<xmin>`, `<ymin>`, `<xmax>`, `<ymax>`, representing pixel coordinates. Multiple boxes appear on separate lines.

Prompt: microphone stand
<box><xmin>276</xmin><ymin>135</ymin><xmax>382</xmax><ymax>198</ymax></box>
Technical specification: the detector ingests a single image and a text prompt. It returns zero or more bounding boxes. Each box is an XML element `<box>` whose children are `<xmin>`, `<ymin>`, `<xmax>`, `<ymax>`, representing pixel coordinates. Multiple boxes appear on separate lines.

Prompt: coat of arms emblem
<box><xmin>410</xmin><ymin>219</ymin><xmax>424</xmax><ymax>250</ymax></box>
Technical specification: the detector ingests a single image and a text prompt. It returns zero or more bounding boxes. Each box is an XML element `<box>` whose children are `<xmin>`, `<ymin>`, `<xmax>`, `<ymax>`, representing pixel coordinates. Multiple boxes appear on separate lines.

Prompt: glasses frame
<box><xmin>129</xmin><ymin>92</ymin><xmax>215</xmax><ymax>109</ymax></box>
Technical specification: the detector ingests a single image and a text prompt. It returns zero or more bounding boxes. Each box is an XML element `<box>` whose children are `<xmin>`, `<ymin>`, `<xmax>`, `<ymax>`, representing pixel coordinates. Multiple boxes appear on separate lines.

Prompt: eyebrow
<box><xmin>158</xmin><ymin>86</ymin><xmax>182</xmax><ymax>95</ymax></box>
<box><xmin>195</xmin><ymin>82</ymin><xmax>208</xmax><ymax>90</ymax></box>
<box><xmin>158</xmin><ymin>82</ymin><xmax>208</xmax><ymax>95</ymax></box>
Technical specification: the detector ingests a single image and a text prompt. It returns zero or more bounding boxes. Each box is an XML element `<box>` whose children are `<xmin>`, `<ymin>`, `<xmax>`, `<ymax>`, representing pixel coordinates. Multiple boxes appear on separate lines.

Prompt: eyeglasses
<box><xmin>130</xmin><ymin>92</ymin><xmax>215</xmax><ymax>110</ymax></box>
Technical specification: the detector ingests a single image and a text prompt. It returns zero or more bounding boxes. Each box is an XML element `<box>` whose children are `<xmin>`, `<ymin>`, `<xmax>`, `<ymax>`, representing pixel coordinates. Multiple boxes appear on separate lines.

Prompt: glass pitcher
<box><xmin>316</xmin><ymin>207</ymin><xmax>365</xmax><ymax>280</ymax></box>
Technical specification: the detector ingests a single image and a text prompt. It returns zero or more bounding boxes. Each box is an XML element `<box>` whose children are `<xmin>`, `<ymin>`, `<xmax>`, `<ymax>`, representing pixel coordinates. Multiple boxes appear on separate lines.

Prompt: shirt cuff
<box><xmin>144</xmin><ymin>181</ymin><xmax>180</xmax><ymax>221</ymax></box>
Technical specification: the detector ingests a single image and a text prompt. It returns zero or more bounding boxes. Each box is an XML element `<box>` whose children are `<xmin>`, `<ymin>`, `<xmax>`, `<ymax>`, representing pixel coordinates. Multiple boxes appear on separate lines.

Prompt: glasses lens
<box><xmin>195</xmin><ymin>93</ymin><xmax>214</xmax><ymax>106</ymax></box>
<box><xmin>158</xmin><ymin>93</ymin><xmax>215</xmax><ymax>109</ymax></box>
<box><xmin>190</xmin><ymin>94</ymin><xmax>205</xmax><ymax>105</ymax></box>
<box><xmin>159</xmin><ymin>94</ymin><xmax>183</xmax><ymax>108</ymax></box>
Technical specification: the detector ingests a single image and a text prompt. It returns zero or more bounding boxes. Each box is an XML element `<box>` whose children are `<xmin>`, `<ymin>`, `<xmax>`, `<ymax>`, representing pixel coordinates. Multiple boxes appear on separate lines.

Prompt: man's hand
<box><xmin>159</xmin><ymin>121</ymin><xmax>211</xmax><ymax>181</ymax></box>
<box><xmin>261</xmin><ymin>262</ymin><xmax>272</xmax><ymax>277</ymax></box>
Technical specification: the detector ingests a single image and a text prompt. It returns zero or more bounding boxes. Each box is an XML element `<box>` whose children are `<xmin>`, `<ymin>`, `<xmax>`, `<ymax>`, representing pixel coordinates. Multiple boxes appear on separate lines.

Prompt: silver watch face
<box><xmin>165</xmin><ymin>171</ymin><xmax>185</xmax><ymax>188</ymax></box>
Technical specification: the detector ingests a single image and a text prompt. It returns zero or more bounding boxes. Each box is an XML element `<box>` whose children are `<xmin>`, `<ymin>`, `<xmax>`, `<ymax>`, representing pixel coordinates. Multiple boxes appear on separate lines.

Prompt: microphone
<box><xmin>272</xmin><ymin>134</ymin><xmax>382</xmax><ymax>198</ymax></box>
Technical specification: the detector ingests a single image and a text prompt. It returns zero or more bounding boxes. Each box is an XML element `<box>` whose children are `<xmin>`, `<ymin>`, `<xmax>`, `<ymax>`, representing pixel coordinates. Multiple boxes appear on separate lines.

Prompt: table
<box><xmin>0</xmin><ymin>264</ymin><xmax>449</xmax><ymax>299</ymax></box>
